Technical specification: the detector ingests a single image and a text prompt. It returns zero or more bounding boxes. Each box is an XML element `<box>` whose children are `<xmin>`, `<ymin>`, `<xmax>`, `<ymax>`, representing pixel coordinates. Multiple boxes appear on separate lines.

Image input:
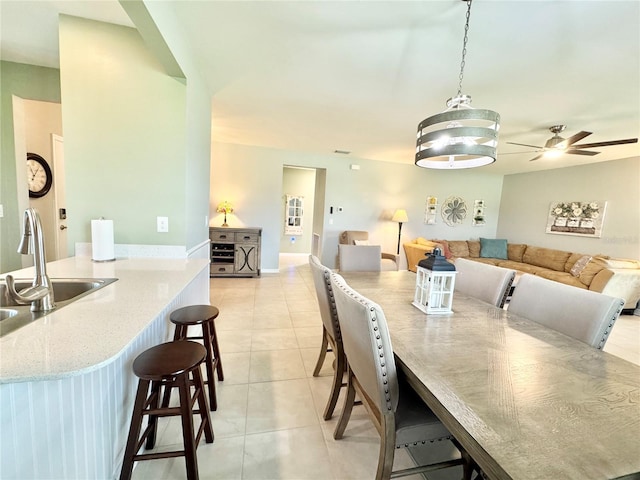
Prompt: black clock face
<box><xmin>27</xmin><ymin>153</ymin><xmax>53</xmax><ymax>198</ymax></box>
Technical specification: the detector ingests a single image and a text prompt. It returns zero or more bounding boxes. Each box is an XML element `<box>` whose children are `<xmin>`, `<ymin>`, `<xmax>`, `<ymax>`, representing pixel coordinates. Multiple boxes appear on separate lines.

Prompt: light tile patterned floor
<box><xmin>132</xmin><ymin>254</ymin><xmax>640</xmax><ymax>480</ymax></box>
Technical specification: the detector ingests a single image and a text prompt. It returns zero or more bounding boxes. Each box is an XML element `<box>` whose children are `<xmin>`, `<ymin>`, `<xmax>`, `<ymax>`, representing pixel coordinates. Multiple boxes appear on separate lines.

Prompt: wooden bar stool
<box><xmin>167</xmin><ymin>305</ymin><xmax>224</xmax><ymax>411</ymax></box>
<box><xmin>119</xmin><ymin>341</ymin><xmax>214</xmax><ymax>480</ymax></box>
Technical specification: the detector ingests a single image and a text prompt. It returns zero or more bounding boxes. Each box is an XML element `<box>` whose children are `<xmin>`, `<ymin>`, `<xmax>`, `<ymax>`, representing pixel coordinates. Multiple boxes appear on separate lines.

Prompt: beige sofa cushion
<box><xmin>447</xmin><ymin>240</ymin><xmax>470</xmax><ymax>258</ymax></box>
<box><xmin>522</xmin><ymin>246</ymin><xmax>571</xmax><ymax>272</ymax></box>
<box><xmin>472</xmin><ymin>257</ymin><xmax>501</xmax><ymax>266</ymax></box>
<box><xmin>507</xmin><ymin>244</ymin><xmax>527</xmax><ymax>263</ymax></box>
<box><xmin>496</xmin><ymin>260</ymin><xmax>549</xmax><ymax>276</ymax></box>
<box><xmin>536</xmin><ymin>270</ymin><xmax>587</xmax><ymax>289</ymax></box>
<box><xmin>467</xmin><ymin>241</ymin><xmax>481</xmax><ymax>258</ymax></box>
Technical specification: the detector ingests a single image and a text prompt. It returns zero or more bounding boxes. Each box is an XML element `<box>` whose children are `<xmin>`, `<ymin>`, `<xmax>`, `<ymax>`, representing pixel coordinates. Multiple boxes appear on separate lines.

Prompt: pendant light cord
<box><xmin>456</xmin><ymin>0</ymin><xmax>472</xmax><ymax>98</ymax></box>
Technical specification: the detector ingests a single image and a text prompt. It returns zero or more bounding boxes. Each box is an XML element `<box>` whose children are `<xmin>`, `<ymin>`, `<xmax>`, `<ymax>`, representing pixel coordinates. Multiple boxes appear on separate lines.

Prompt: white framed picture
<box><xmin>546</xmin><ymin>200</ymin><xmax>607</xmax><ymax>237</ymax></box>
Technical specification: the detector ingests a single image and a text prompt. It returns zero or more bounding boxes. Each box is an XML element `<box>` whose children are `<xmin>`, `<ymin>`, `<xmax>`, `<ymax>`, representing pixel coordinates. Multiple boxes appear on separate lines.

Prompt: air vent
<box><xmin>333</xmin><ymin>149</ymin><xmax>351</xmax><ymax>155</ymax></box>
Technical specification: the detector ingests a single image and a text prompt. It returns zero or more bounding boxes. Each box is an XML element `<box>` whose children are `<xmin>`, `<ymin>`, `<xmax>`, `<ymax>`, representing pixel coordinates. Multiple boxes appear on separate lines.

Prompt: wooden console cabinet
<box><xmin>209</xmin><ymin>227</ymin><xmax>262</xmax><ymax>277</ymax></box>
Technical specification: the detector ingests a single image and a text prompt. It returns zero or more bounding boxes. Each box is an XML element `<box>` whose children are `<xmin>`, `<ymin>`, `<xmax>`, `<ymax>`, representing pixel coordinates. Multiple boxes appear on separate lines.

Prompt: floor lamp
<box><xmin>392</xmin><ymin>209</ymin><xmax>408</xmax><ymax>255</ymax></box>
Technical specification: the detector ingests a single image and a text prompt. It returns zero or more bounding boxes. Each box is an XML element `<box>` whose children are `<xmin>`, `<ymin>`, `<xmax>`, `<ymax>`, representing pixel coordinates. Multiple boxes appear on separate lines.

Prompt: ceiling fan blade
<box><xmin>506</xmin><ymin>141</ymin><xmax>544</xmax><ymax>149</ymax></box>
<box><xmin>571</xmin><ymin>138</ymin><xmax>638</xmax><ymax>149</ymax></box>
<box><xmin>528</xmin><ymin>154</ymin><xmax>544</xmax><ymax>162</ymax></box>
<box><xmin>565</xmin><ymin>149</ymin><xmax>599</xmax><ymax>156</ymax></box>
<box><xmin>499</xmin><ymin>151</ymin><xmax>540</xmax><ymax>155</ymax></box>
<box><xmin>562</xmin><ymin>131</ymin><xmax>592</xmax><ymax>147</ymax></box>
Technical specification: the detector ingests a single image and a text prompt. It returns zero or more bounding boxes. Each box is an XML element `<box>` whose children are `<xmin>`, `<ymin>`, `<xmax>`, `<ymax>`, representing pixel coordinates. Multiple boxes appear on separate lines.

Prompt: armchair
<box><xmin>338</xmin><ymin>231</ymin><xmax>399</xmax><ymax>271</ymax></box>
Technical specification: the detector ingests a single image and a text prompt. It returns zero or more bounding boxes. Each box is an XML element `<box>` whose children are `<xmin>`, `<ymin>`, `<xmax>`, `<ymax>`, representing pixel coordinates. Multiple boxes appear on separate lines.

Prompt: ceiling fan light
<box><xmin>543</xmin><ymin>149</ymin><xmax>563</xmax><ymax>159</ymax></box>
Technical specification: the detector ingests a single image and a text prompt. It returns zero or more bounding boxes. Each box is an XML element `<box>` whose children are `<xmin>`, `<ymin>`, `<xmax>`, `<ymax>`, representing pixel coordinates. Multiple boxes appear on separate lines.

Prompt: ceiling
<box><xmin>2</xmin><ymin>1</ymin><xmax>639</xmax><ymax>175</ymax></box>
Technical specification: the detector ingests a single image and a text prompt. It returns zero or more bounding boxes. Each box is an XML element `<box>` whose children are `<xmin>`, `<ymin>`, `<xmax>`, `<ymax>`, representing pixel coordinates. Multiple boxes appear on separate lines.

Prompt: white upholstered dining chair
<box><xmin>454</xmin><ymin>258</ymin><xmax>517</xmax><ymax>308</ymax></box>
<box><xmin>508</xmin><ymin>274</ymin><xmax>625</xmax><ymax>349</ymax></box>
<box><xmin>338</xmin><ymin>230</ymin><xmax>399</xmax><ymax>271</ymax></box>
<box><xmin>308</xmin><ymin>255</ymin><xmax>346</xmax><ymax>420</ymax></box>
<box><xmin>329</xmin><ymin>272</ymin><xmax>474</xmax><ymax>480</ymax></box>
<box><xmin>338</xmin><ymin>244</ymin><xmax>383</xmax><ymax>272</ymax></box>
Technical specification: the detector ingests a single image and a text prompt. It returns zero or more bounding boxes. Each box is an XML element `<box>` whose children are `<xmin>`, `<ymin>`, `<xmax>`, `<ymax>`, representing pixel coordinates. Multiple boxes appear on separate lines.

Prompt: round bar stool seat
<box><xmin>169</xmin><ymin>305</ymin><xmax>224</xmax><ymax>411</ymax></box>
<box><xmin>120</xmin><ymin>341</ymin><xmax>214</xmax><ymax>480</ymax></box>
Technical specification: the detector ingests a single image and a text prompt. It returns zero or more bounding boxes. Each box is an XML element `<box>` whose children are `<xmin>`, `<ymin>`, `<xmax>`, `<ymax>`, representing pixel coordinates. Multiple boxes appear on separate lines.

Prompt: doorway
<box><xmin>280</xmin><ymin>166</ymin><xmax>326</xmax><ymax>260</ymax></box>
<box><xmin>13</xmin><ymin>97</ymin><xmax>66</xmax><ymax>264</ymax></box>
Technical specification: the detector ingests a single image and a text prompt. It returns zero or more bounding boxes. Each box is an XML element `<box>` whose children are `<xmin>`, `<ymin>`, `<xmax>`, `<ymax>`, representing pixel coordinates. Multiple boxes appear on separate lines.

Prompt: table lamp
<box><xmin>216</xmin><ymin>201</ymin><xmax>234</xmax><ymax>227</ymax></box>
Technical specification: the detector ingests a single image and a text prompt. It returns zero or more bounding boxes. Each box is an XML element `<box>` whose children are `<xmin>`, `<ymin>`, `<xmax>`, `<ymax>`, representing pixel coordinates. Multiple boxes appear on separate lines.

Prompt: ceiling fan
<box><xmin>506</xmin><ymin>125</ymin><xmax>638</xmax><ymax>162</ymax></box>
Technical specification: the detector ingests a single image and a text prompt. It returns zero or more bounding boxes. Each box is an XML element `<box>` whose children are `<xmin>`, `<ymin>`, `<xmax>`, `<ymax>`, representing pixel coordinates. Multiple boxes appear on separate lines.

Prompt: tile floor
<box><xmin>132</xmin><ymin>254</ymin><xmax>640</xmax><ymax>480</ymax></box>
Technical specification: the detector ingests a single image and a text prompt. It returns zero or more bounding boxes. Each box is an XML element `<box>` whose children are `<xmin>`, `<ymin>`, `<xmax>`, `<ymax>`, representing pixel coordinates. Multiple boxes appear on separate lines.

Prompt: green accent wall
<box><xmin>59</xmin><ymin>15</ymin><xmax>188</xmax><ymax>250</ymax></box>
<box><xmin>0</xmin><ymin>61</ymin><xmax>61</xmax><ymax>272</ymax></box>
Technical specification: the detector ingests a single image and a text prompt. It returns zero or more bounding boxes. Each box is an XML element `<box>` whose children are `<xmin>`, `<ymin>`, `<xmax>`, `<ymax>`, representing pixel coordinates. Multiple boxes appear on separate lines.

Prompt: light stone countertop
<box><xmin>0</xmin><ymin>256</ymin><xmax>209</xmax><ymax>383</ymax></box>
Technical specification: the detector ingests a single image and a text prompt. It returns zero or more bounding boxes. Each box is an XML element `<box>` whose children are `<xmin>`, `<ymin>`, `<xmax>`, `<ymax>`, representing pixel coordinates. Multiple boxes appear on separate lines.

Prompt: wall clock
<box><xmin>26</xmin><ymin>152</ymin><xmax>53</xmax><ymax>198</ymax></box>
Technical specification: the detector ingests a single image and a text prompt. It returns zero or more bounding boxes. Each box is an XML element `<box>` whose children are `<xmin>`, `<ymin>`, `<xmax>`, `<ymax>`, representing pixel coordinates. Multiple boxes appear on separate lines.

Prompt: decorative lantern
<box><xmin>412</xmin><ymin>248</ymin><xmax>457</xmax><ymax>314</ymax></box>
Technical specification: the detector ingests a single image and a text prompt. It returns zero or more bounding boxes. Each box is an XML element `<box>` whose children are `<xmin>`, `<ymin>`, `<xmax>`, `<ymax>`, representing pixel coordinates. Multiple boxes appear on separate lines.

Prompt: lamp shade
<box><xmin>216</xmin><ymin>201</ymin><xmax>234</xmax><ymax>214</ymax></box>
<box><xmin>392</xmin><ymin>209</ymin><xmax>409</xmax><ymax>223</ymax></box>
<box><xmin>216</xmin><ymin>200</ymin><xmax>234</xmax><ymax>227</ymax></box>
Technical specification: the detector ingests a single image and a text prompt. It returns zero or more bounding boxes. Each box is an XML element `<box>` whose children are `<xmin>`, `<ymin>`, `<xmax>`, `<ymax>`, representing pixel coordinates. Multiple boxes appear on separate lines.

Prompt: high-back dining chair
<box><xmin>308</xmin><ymin>255</ymin><xmax>346</xmax><ymax>420</ymax></box>
<box><xmin>454</xmin><ymin>258</ymin><xmax>516</xmax><ymax>308</ymax></box>
<box><xmin>508</xmin><ymin>274</ymin><xmax>625</xmax><ymax>349</ymax></box>
<box><xmin>338</xmin><ymin>244</ymin><xmax>383</xmax><ymax>272</ymax></box>
<box><xmin>339</xmin><ymin>230</ymin><xmax>399</xmax><ymax>271</ymax></box>
<box><xmin>329</xmin><ymin>273</ymin><xmax>474</xmax><ymax>480</ymax></box>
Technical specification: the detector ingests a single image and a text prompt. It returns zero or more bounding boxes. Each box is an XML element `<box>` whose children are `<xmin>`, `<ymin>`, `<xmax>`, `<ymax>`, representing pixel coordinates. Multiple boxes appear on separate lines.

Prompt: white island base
<box><xmin>0</xmin><ymin>256</ymin><xmax>210</xmax><ymax>479</ymax></box>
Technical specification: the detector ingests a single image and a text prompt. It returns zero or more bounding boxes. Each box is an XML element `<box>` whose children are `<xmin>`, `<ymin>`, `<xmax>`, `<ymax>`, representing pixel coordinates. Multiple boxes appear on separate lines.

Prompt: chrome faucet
<box><xmin>5</xmin><ymin>208</ymin><xmax>55</xmax><ymax>312</ymax></box>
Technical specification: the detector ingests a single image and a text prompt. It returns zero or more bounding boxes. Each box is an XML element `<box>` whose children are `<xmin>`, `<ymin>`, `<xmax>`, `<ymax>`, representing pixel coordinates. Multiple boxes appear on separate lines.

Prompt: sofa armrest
<box><xmin>381</xmin><ymin>252</ymin><xmax>400</xmax><ymax>271</ymax></box>
<box><xmin>403</xmin><ymin>243</ymin><xmax>433</xmax><ymax>273</ymax></box>
<box><xmin>590</xmin><ymin>268</ymin><xmax>640</xmax><ymax>310</ymax></box>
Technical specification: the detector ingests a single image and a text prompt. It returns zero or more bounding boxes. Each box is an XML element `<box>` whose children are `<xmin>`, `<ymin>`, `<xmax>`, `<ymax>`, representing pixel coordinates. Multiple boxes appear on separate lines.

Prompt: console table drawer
<box><xmin>210</xmin><ymin>230</ymin><xmax>234</xmax><ymax>242</ymax></box>
<box><xmin>235</xmin><ymin>232</ymin><xmax>259</xmax><ymax>243</ymax></box>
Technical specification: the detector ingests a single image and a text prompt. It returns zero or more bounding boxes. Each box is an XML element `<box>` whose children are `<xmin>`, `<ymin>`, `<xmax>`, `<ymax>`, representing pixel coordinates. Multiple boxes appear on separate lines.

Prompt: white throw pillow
<box><xmin>353</xmin><ymin>239</ymin><xmax>370</xmax><ymax>246</ymax></box>
<box><xmin>570</xmin><ymin>255</ymin><xmax>592</xmax><ymax>277</ymax></box>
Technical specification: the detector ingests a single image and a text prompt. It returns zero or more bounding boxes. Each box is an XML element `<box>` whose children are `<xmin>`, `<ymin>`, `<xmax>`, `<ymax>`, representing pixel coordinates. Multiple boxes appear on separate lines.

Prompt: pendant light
<box><xmin>415</xmin><ymin>0</ymin><xmax>500</xmax><ymax>169</ymax></box>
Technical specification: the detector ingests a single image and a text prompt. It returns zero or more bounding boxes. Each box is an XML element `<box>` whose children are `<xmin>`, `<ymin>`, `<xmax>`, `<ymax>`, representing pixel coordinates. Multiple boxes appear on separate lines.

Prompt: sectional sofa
<box><xmin>403</xmin><ymin>237</ymin><xmax>640</xmax><ymax>310</ymax></box>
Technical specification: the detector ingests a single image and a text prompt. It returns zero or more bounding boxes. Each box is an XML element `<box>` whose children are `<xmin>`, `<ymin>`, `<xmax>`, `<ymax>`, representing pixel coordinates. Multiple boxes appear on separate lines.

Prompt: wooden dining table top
<box><xmin>340</xmin><ymin>271</ymin><xmax>640</xmax><ymax>480</ymax></box>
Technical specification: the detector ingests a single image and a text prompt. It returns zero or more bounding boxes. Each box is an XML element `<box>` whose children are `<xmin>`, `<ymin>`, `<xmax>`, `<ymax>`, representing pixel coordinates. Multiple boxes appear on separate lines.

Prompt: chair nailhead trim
<box><xmin>335</xmin><ymin>278</ymin><xmax>393</xmax><ymax>411</ymax></box>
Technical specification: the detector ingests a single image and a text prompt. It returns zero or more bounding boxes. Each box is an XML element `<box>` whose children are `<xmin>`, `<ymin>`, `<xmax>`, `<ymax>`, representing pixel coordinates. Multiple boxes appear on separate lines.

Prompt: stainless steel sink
<box><xmin>0</xmin><ymin>308</ymin><xmax>19</xmax><ymax>321</ymax></box>
<box><xmin>0</xmin><ymin>277</ymin><xmax>118</xmax><ymax>337</ymax></box>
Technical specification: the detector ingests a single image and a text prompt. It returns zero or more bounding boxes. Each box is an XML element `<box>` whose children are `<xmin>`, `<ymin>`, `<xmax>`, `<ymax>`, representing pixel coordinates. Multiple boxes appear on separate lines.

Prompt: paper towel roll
<box><xmin>91</xmin><ymin>218</ymin><xmax>115</xmax><ymax>262</ymax></box>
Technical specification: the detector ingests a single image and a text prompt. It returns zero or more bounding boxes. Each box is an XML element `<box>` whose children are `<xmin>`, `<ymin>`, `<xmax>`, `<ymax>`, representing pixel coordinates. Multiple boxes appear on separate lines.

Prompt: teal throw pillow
<box><xmin>480</xmin><ymin>238</ymin><xmax>508</xmax><ymax>259</ymax></box>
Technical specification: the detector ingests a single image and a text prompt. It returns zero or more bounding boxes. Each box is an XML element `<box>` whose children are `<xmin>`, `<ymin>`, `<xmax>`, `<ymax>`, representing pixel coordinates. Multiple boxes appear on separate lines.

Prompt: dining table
<box><xmin>340</xmin><ymin>270</ymin><xmax>640</xmax><ymax>480</ymax></box>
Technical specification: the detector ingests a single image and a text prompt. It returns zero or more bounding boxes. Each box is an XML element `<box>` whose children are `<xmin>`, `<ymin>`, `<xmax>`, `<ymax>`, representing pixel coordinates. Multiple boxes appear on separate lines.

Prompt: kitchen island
<box><xmin>0</xmin><ymin>255</ymin><xmax>210</xmax><ymax>479</ymax></box>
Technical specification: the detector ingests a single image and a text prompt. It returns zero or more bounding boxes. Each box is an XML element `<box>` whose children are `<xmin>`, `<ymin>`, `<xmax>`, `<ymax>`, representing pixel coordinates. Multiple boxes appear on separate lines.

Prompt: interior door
<box><xmin>52</xmin><ymin>134</ymin><xmax>68</xmax><ymax>260</ymax></box>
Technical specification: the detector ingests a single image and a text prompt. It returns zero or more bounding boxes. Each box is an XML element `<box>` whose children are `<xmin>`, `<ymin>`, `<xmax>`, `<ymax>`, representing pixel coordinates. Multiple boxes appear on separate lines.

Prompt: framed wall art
<box><xmin>441</xmin><ymin>196</ymin><xmax>467</xmax><ymax>227</ymax></box>
<box><xmin>546</xmin><ymin>200</ymin><xmax>607</xmax><ymax>237</ymax></box>
<box><xmin>284</xmin><ymin>194</ymin><xmax>304</xmax><ymax>235</ymax></box>
<box><xmin>424</xmin><ymin>196</ymin><xmax>438</xmax><ymax>224</ymax></box>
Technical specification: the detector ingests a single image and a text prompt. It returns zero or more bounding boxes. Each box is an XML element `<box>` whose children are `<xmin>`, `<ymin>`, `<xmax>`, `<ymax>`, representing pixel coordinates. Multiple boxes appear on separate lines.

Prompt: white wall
<box><xmin>497</xmin><ymin>157</ymin><xmax>640</xmax><ymax>259</ymax></box>
<box><xmin>210</xmin><ymin>141</ymin><xmax>505</xmax><ymax>270</ymax></box>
